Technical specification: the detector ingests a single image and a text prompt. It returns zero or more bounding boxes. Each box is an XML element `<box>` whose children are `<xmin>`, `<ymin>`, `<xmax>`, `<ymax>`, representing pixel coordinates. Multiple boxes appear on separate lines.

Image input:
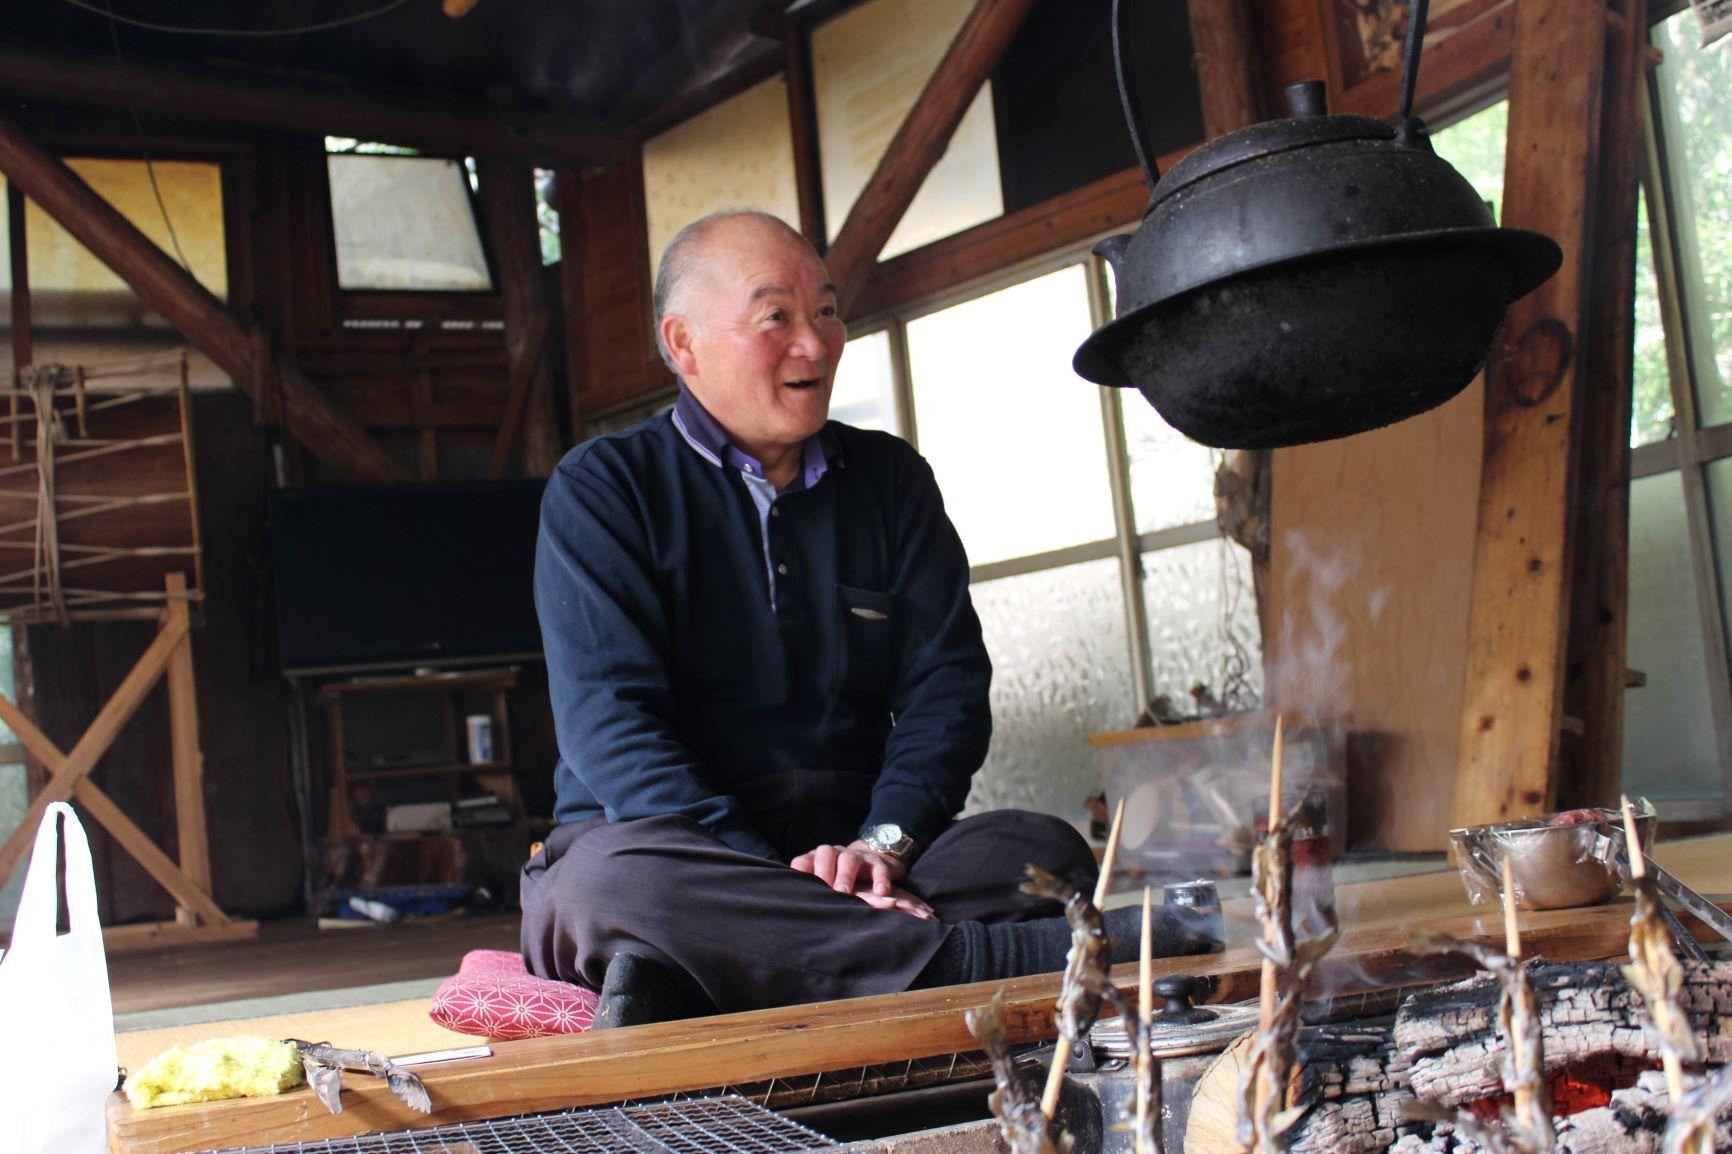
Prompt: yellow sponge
<box><xmin>124</xmin><ymin>1036</ymin><xmax>305</xmax><ymax>1109</ymax></box>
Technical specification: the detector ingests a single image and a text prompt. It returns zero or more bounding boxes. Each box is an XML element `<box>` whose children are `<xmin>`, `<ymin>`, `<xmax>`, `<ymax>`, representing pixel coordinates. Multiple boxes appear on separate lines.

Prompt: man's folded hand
<box><xmin>789</xmin><ymin>842</ymin><xmax>934</xmax><ymax>920</ymax></box>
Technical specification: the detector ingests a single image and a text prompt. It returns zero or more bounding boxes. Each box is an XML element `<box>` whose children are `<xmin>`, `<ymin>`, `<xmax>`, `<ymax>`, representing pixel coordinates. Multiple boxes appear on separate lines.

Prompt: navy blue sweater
<box><xmin>535</xmin><ymin>409</ymin><xmax>991</xmax><ymax>861</ymax></box>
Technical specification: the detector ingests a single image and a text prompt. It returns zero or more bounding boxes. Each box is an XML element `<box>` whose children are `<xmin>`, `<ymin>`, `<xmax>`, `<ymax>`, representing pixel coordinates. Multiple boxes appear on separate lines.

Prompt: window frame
<box><xmin>1625</xmin><ymin>18</ymin><xmax>1732</xmax><ymax>819</ymax></box>
<box><xmin>850</xmin><ymin>239</ymin><xmax>1246</xmax><ymax>721</ymax></box>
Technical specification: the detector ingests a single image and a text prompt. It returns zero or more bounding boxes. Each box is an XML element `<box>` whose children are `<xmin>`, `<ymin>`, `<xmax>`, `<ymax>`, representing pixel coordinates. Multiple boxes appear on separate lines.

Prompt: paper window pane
<box><xmin>1121</xmin><ymin>395</ymin><xmax>1216</xmax><ymax>534</ymax></box>
<box><xmin>1649</xmin><ymin>11</ymin><xmax>1732</xmax><ymax>429</ymax></box>
<box><xmin>966</xmin><ymin>557</ymin><xmax>1134</xmax><ymax>819</ymax></box>
<box><xmin>906</xmin><ymin>265</ymin><xmax>1114</xmax><ymax>566</ymax></box>
<box><xmin>1624</xmin><ymin>470</ymin><xmax>1719</xmax><ymax>799</ymax></box>
<box><xmin>831</xmin><ymin>329</ymin><xmax>899</xmax><ymax>435</ymax></box>
<box><xmin>813</xmin><ymin>0</ymin><xmax>1002</xmax><ymax>261</ymax></box>
<box><xmin>327</xmin><ymin>155</ymin><xmax>491</xmax><ymax>291</ymax></box>
<box><xmin>1141</xmin><ymin>537</ymin><xmax>1263</xmax><ymax>710</ymax></box>
<box><xmin>642</xmin><ymin>76</ymin><xmax>801</xmax><ymax>275</ymax></box>
<box><xmin>1</xmin><ymin>159</ymin><xmax>227</xmax><ymax>310</ymax></box>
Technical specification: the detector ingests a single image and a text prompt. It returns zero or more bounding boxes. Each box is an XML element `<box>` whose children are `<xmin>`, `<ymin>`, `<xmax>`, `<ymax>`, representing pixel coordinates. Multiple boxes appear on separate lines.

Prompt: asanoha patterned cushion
<box><xmin>429</xmin><ymin>949</ymin><xmax>598</xmax><ymax>1039</ymax></box>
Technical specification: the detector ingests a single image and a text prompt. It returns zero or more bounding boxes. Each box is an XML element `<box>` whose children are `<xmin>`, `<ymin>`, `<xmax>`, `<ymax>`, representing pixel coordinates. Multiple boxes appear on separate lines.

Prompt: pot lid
<box><xmin>1152</xmin><ymin>83</ymin><xmax>1396</xmax><ymax>206</ymax></box>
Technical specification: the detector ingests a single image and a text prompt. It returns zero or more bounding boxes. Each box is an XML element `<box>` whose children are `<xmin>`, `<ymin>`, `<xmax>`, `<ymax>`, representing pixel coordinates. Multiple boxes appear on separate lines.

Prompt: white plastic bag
<box><xmin>0</xmin><ymin>802</ymin><xmax>118</xmax><ymax>1154</ymax></box>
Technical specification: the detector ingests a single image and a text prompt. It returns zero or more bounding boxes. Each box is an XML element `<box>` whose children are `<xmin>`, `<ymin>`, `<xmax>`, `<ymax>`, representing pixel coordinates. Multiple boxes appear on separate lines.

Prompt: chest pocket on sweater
<box><xmin>835</xmin><ymin>584</ymin><xmax>896</xmax><ymax>701</ymax></box>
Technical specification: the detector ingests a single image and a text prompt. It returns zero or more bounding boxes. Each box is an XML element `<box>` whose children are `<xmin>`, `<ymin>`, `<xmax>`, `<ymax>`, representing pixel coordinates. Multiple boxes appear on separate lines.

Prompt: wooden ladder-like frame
<box><xmin>0</xmin><ymin>572</ymin><xmax>257</xmax><ymax>950</ymax></box>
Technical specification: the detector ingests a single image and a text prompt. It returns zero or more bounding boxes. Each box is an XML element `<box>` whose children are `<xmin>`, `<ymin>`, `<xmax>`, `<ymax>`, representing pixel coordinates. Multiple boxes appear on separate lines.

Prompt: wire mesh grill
<box><xmin>196</xmin><ymin>1094</ymin><xmax>839</xmax><ymax>1154</ymax></box>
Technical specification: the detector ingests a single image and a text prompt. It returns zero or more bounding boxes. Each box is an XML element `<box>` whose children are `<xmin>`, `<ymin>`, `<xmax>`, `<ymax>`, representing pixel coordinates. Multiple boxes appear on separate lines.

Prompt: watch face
<box><xmin>868</xmin><ymin>823</ymin><xmax>905</xmax><ymax>851</ymax></box>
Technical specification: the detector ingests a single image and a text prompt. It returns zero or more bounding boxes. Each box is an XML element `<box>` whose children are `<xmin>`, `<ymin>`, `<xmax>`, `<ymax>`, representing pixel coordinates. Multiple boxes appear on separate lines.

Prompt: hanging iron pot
<box><xmin>1072</xmin><ymin>0</ymin><xmax>1562</xmax><ymax>449</ymax></box>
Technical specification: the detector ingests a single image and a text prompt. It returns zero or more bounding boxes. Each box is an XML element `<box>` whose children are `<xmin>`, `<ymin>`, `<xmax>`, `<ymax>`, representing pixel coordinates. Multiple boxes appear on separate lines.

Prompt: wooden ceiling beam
<box><xmin>0</xmin><ymin>41</ymin><xmax>622</xmax><ymax>166</ymax></box>
<box><xmin>1186</xmin><ymin>0</ymin><xmax>1266</xmax><ymax>136</ymax></box>
<box><xmin>0</xmin><ymin>111</ymin><xmax>409</xmax><ymax>484</ymax></box>
<box><xmin>826</xmin><ymin>0</ymin><xmax>1037</xmax><ymax>316</ymax></box>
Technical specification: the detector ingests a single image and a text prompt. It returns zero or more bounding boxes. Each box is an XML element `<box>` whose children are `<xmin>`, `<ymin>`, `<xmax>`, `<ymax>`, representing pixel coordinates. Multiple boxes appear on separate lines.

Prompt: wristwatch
<box><xmin>861</xmin><ymin>822</ymin><xmax>918</xmax><ymax>863</ymax></box>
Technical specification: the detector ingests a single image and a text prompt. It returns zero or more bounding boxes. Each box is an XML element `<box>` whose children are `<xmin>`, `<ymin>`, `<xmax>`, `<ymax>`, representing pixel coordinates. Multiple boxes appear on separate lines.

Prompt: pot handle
<box><xmin>1395</xmin><ymin>0</ymin><xmax>1431</xmax><ymax>124</ymax></box>
<box><xmin>1111</xmin><ymin>0</ymin><xmax>1160</xmax><ymax>191</ymax></box>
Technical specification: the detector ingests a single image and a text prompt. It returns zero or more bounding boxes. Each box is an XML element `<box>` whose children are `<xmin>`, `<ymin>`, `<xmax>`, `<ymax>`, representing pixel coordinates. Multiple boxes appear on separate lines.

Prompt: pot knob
<box><xmin>1153</xmin><ymin>975</ymin><xmax>1217</xmax><ymax>1025</ymax></box>
<box><xmin>1285</xmin><ymin>79</ymin><xmax>1328</xmax><ymax>118</ymax></box>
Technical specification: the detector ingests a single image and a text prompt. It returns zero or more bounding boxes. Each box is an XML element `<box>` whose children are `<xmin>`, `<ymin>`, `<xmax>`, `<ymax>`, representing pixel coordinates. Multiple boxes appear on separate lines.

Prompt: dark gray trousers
<box><xmin>519</xmin><ymin>809</ymin><xmax>1098</xmax><ymax>1014</ymax></box>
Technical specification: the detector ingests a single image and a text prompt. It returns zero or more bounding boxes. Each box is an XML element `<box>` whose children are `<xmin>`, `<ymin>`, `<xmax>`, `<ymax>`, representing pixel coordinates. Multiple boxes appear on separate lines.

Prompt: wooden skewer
<box><xmin>1136</xmin><ymin>885</ymin><xmax>1153</xmax><ymax>1154</ymax></box>
<box><xmin>1623</xmin><ymin>795</ymin><xmax>1684</xmax><ymax>1106</ymax></box>
<box><xmin>1501</xmin><ymin>852</ymin><xmax>1523</xmax><ymax>960</ymax></box>
<box><xmin>1621</xmin><ymin>794</ymin><xmax>1647</xmax><ymax>879</ymax></box>
<box><xmin>1253</xmin><ymin>715</ymin><xmax>1287</xmax><ymax>1141</ymax></box>
<box><xmin>1040</xmin><ymin>797</ymin><xmax>1126</xmax><ymax>1120</ymax></box>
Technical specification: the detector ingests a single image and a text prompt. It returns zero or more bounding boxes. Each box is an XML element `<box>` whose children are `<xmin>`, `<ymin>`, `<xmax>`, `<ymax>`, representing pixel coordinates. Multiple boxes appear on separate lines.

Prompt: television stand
<box><xmin>312</xmin><ymin>669</ymin><xmax>527</xmax><ymax>914</ymax></box>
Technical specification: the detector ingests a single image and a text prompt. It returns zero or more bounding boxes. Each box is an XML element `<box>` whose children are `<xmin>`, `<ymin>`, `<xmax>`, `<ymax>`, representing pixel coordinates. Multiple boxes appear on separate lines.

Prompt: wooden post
<box><xmin>1451</xmin><ymin>0</ymin><xmax>1611</xmax><ymax>829</ymax></box>
<box><xmin>163</xmin><ymin>572</ymin><xmax>210</xmax><ymax>927</ymax></box>
<box><xmin>553</xmin><ymin>168</ymin><xmax>588</xmax><ymax>443</ymax></box>
<box><xmin>783</xmin><ymin>11</ymin><xmax>827</xmax><ymax>249</ymax></box>
<box><xmin>478</xmin><ymin>157</ymin><xmax>562</xmax><ymax>476</ymax></box>
<box><xmin>0</xmin><ymin>111</ymin><xmax>408</xmax><ymax>484</ymax></box>
<box><xmin>1559</xmin><ymin>0</ymin><xmax>1647</xmax><ymax>811</ymax></box>
<box><xmin>825</xmin><ymin>0</ymin><xmax>1038</xmax><ymax>314</ymax></box>
<box><xmin>1185</xmin><ymin>0</ymin><xmax>1266</xmax><ymax>137</ymax></box>
<box><xmin>7</xmin><ymin>183</ymin><xmax>28</xmax><ymax>463</ymax></box>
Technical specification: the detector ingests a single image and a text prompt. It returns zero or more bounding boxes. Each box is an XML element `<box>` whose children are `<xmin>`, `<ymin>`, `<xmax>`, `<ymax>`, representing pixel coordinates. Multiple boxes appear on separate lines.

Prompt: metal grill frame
<box><xmin>196</xmin><ymin>1094</ymin><xmax>839</xmax><ymax>1154</ymax></box>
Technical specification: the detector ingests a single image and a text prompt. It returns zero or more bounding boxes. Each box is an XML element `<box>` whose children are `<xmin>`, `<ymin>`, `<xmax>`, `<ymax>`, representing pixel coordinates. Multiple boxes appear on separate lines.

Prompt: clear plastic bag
<box><xmin>0</xmin><ymin>803</ymin><xmax>118</xmax><ymax>1153</ymax></box>
<box><xmin>1449</xmin><ymin>800</ymin><xmax>1656</xmax><ymax>911</ymax></box>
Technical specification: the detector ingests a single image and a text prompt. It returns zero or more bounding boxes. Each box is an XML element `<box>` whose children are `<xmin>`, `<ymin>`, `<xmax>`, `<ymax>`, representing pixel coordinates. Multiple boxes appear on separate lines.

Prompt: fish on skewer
<box><xmin>286</xmin><ymin>1039</ymin><xmax>431</xmax><ymax>1116</ymax></box>
<box><xmin>1407</xmin><ymin>935</ymin><xmax>1553</xmax><ymax>1154</ymax></box>
<box><xmin>1021</xmin><ymin>865</ymin><xmax>1111</xmax><ymax>1049</ymax></box>
<box><xmin>967</xmin><ymin>991</ymin><xmax>1075</xmax><ymax>1154</ymax></box>
<box><xmin>1083</xmin><ymin>973</ymin><xmax>1164</xmax><ymax>1154</ymax></box>
<box><xmin>1618</xmin><ymin>797</ymin><xmax>1708</xmax><ymax>1153</ymax></box>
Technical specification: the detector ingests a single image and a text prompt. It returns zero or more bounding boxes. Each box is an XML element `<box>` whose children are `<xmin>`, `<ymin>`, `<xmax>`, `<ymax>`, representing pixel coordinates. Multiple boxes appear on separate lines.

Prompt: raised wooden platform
<box><xmin>107</xmin><ymin>834</ymin><xmax>1732</xmax><ymax>1154</ymax></box>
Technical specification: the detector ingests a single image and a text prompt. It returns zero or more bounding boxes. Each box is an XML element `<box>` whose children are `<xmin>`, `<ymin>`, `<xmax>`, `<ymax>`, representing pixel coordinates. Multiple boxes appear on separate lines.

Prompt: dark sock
<box><xmin>910</xmin><ymin>904</ymin><xmax>1217</xmax><ymax>989</ymax></box>
<box><xmin>593</xmin><ymin>952</ymin><xmax>713</xmax><ymax>1030</ymax></box>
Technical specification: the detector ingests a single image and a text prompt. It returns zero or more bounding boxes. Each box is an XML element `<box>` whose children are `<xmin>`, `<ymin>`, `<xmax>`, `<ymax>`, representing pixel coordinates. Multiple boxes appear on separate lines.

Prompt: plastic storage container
<box><xmin>1091</xmin><ymin>709</ymin><xmax>1348</xmax><ymax>882</ymax></box>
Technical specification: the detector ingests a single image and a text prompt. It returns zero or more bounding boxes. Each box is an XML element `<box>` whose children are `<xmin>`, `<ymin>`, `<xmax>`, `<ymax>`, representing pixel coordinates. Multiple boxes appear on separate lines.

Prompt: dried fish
<box><xmin>1021</xmin><ymin>865</ymin><xmax>1110</xmax><ymax>1045</ymax></box>
<box><xmin>1409</xmin><ymin>935</ymin><xmax>1554</xmax><ymax>1154</ymax></box>
<box><xmin>1236</xmin><ymin>799</ymin><xmax>1338</xmax><ymax>1154</ymax></box>
<box><xmin>967</xmin><ymin>991</ymin><xmax>1074</xmax><ymax>1154</ymax></box>
<box><xmin>1085</xmin><ymin>976</ymin><xmax>1164</xmax><ymax>1154</ymax></box>
<box><xmin>287</xmin><ymin>1039</ymin><xmax>432</xmax><ymax>1116</ymax></box>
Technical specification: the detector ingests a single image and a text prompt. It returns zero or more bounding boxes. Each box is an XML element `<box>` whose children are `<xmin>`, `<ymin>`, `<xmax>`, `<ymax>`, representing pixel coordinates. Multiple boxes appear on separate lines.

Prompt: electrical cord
<box><xmin>58</xmin><ymin>0</ymin><xmax>414</xmax><ymax>37</ymax></box>
<box><xmin>99</xmin><ymin>0</ymin><xmax>193</xmax><ymax>275</ymax></box>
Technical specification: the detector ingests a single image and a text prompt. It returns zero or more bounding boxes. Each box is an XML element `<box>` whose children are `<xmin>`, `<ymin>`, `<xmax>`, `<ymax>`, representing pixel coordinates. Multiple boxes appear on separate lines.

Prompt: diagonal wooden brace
<box><xmin>0</xmin><ymin>606</ymin><xmax>188</xmax><ymax>889</ymax></box>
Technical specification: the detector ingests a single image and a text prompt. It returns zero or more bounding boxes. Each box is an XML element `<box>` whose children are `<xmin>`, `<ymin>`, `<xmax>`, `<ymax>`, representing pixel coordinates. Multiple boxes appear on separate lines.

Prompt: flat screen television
<box><xmin>272</xmin><ymin>480</ymin><xmax>546</xmax><ymax>675</ymax></box>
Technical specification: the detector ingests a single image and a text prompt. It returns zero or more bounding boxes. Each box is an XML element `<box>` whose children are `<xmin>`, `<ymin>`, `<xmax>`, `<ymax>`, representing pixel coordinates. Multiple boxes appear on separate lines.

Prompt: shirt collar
<box><xmin>673</xmin><ymin>381</ymin><xmax>835</xmax><ymax>490</ymax></box>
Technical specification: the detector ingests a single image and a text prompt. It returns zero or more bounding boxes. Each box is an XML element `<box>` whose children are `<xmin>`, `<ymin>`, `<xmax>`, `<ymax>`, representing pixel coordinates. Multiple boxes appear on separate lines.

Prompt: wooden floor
<box><xmin>108</xmin><ymin>913</ymin><xmax>522</xmax><ymax>1015</ymax></box>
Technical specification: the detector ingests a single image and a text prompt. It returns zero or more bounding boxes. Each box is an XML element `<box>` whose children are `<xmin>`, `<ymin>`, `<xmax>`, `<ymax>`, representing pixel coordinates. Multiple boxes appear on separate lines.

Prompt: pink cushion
<box><xmin>429</xmin><ymin>949</ymin><xmax>598</xmax><ymax>1039</ymax></box>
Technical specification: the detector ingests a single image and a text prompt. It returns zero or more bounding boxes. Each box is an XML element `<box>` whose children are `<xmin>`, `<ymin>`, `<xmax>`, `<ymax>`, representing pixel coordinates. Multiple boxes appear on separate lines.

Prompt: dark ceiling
<box><xmin>3</xmin><ymin>0</ymin><xmax>833</xmax><ymax>128</ymax></box>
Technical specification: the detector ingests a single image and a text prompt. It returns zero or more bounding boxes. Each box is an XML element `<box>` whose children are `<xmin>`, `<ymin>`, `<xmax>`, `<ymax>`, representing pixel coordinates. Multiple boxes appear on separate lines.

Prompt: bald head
<box><xmin>653</xmin><ymin>211</ymin><xmax>825</xmax><ymax>372</ymax></box>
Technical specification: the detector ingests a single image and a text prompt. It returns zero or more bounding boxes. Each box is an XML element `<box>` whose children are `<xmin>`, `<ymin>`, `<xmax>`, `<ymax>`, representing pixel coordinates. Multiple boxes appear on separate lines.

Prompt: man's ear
<box><xmin>661</xmin><ymin>313</ymin><xmax>700</xmax><ymax>379</ymax></box>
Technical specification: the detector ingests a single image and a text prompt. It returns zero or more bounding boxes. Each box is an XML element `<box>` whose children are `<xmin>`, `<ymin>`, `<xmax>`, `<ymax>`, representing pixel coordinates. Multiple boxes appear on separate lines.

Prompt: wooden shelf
<box><xmin>314</xmin><ymin>669</ymin><xmax>516</xmax><ymax>704</ymax></box>
<box><xmin>345</xmin><ymin>760</ymin><xmax>510</xmax><ymax>782</ymax></box>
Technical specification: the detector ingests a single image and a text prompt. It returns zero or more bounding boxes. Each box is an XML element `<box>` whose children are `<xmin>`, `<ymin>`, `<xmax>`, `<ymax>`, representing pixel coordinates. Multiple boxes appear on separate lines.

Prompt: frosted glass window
<box><xmin>1141</xmin><ymin>537</ymin><xmax>1263</xmax><ymax>709</ymax></box>
<box><xmin>1121</xmin><ymin>394</ymin><xmax>1216</xmax><ymax>534</ymax></box>
<box><xmin>327</xmin><ymin>155</ymin><xmax>491</xmax><ymax>291</ymax></box>
<box><xmin>906</xmin><ymin>265</ymin><xmax>1114</xmax><ymax>566</ymax></box>
<box><xmin>831</xmin><ymin>329</ymin><xmax>899</xmax><ymax>435</ymax></box>
<box><xmin>642</xmin><ymin>76</ymin><xmax>801</xmax><ymax>275</ymax></box>
<box><xmin>1623</xmin><ymin>471</ymin><xmax>1719</xmax><ymax>798</ymax></box>
<box><xmin>966</xmin><ymin>557</ymin><xmax>1134</xmax><ymax>819</ymax></box>
<box><xmin>0</xmin><ymin>160</ymin><xmax>227</xmax><ymax>297</ymax></box>
<box><xmin>813</xmin><ymin>0</ymin><xmax>1002</xmax><ymax>261</ymax></box>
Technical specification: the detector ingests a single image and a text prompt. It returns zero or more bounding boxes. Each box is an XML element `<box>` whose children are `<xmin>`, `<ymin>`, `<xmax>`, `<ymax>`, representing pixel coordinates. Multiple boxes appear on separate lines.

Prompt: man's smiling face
<box><xmin>666</xmin><ymin>216</ymin><xmax>847</xmax><ymax>460</ymax></box>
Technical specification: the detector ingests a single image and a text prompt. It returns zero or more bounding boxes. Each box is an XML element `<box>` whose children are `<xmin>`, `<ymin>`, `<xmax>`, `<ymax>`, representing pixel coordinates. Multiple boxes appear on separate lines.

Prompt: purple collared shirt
<box><xmin>671</xmin><ymin>382</ymin><xmax>830</xmax><ymax>608</ymax></box>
